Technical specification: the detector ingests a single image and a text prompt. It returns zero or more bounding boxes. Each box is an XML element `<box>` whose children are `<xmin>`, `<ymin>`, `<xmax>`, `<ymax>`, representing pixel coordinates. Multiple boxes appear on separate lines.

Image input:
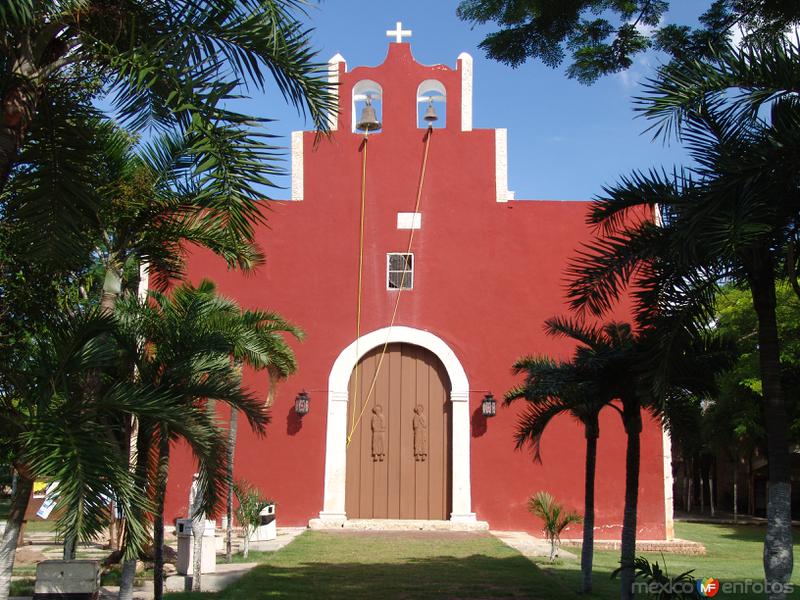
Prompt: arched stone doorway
<box><xmin>346</xmin><ymin>343</ymin><xmax>452</xmax><ymax>519</ymax></box>
<box><xmin>316</xmin><ymin>326</ymin><xmax>476</xmax><ymax>525</ymax></box>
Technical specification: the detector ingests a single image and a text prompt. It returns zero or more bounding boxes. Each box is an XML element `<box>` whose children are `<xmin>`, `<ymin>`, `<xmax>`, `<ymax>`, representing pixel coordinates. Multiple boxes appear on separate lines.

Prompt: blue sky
<box><xmin>253</xmin><ymin>1</ymin><xmax>711</xmax><ymax>201</ymax></box>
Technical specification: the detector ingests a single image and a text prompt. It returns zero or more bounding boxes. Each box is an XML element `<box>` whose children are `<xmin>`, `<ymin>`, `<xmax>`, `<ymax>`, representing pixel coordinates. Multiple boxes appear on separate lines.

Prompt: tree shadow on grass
<box><xmin>165</xmin><ymin>553</ymin><xmax>581</xmax><ymax>600</ymax></box>
<box><xmin>708</xmin><ymin>522</ymin><xmax>800</xmax><ymax>543</ymax></box>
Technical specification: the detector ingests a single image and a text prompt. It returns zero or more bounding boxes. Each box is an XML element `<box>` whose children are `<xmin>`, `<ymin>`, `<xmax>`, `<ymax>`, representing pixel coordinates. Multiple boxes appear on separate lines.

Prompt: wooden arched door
<box><xmin>346</xmin><ymin>343</ymin><xmax>452</xmax><ymax>520</ymax></box>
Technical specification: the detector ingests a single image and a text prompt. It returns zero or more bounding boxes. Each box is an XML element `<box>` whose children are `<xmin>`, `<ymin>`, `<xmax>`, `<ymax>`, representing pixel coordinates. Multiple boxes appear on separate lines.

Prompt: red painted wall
<box><xmin>164</xmin><ymin>43</ymin><xmax>668</xmax><ymax>540</ymax></box>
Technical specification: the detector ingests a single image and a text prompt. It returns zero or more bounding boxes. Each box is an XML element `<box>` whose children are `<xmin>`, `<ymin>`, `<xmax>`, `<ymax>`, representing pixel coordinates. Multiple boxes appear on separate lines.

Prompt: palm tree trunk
<box><xmin>733</xmin><ymin>460</ymin><xmax>739</xmax><ymax>523</ymax></box>
<box><xmin>153</xmin><ymin>433</ymin><xmax>170</xmax><ymax>600</ymax></box>
<box><xmin>62</xmin><ymin>536</ymin><xmax>76</xmax><ymax>560</ymax></box>
<box><xmin>101</xmin><ymin>266</ymin><xmax>123</xmax><ymax>315</ymax></box>
<box><xmin>700</xmin><ymin>468</ymin><xmax>705</xmax><ymax>513</ymax></box>
<box><xmin>0</xmin><ymin>56</ymin><xmax>40</xmax><ymax>191</ymax></box>
<box><xmin>117</xmin><ymin>559</ymin><xmax>137</xmax><ymax>600</ymax></box>
<box><xmin>191</xmin><ymin>516</ymin><xmax>204</xmax><ymax>591</ymax></box>
<box><xmin>619</xmin><ymin>408</ymin><xmax>641</xmax><ymax>600</ymax></box>
<box><xmin>226</xmin><ymin>410</ymin><xmax>238</xmax><ymax>562</ymax></box>
<box><xmin>709</xmin><ymin>465</ymin><xmax>715</xmax><ymax>517</ymax></box>
<box><xmin>749</xmin><ymin>270</ymin><xmax>793</xmax><ymax>599</ymax></box>
<box><xmin>683</xmin><ymin>471</ymin><xmax>689</xmax><ymax>510</ymax></box>
<box><xmin>118</xmin><ymin>423</ymin><xmax>150</xmax><ymax>600</ymax></box>
<box><xmin>581</xmin><ymin>429</ymin><xmax>598</xmax><ymax>594</ymax></box>
<box><xmin>98</xmin><ymin>261</ymin><xmax>124</xmax><ymax>556</ymax></box>
<box><xmin>0</xmin><ymin>475</ymin><xmax>32</xmax><ymax>600</ymax></box>
<box><xmin>190</xmin><ymin>399</ymin><xmax>218</xmax><ymax>591</ymax></box>
<box><xmin>190</xmin><ymin>478</ymin><xmax>205</xmax><ymax>594</ymax></box>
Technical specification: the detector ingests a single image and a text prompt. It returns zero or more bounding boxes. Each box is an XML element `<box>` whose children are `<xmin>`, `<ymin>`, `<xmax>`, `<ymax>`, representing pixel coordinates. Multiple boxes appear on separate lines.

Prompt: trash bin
<box><xmin>251</xmin><ymin>504</ymin><xmax>276</xmax><ymax>541</ymax></box>
<box><xmin>176</xmin><ymin>518</ymin><xmax>216</xmax><ymax>575</ymax></box>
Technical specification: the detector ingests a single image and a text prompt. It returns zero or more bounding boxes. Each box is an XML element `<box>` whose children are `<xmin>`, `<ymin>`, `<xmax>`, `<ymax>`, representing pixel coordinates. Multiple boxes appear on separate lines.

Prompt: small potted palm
<box><xmin>233</xmin><ymin>481</ymin><xmax>273</xmax><ymax>559</ymax></box>
<box><xmin>528</xmin><ymin>491</ymin><xmax>582</xmax><ymax>562</ymax></box>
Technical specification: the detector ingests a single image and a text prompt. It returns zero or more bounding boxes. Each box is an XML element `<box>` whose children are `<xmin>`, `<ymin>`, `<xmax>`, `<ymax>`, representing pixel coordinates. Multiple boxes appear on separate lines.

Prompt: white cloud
<box><xmin>616</xmin><ymin>52</ymin><xmax>655</xmax><ymax>92</ymax></box>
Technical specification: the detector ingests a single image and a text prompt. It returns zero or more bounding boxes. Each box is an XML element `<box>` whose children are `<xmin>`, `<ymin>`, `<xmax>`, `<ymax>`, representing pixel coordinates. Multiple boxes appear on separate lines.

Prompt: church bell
<box><xmin>356</xmin><ymin>96</ymin><xmax>381</xmax><ymax>132</ymax></box>
<box><xmin>423</xmin><ymin>98</ymin><xmax>438</xmax><ymax>124</ymax></box>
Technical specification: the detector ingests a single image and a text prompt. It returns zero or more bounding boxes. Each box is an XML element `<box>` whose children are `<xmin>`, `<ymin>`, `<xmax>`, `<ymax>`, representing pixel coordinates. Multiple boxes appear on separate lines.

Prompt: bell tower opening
<box><xmin>417</xmin><ymin>80</ymin><xmax>446</xmax><ymax>128</ymax></box>
<box><xmin>353</xmin><ymin>80</ymin><xmax>383</xmax><ymax>133</ymax></box>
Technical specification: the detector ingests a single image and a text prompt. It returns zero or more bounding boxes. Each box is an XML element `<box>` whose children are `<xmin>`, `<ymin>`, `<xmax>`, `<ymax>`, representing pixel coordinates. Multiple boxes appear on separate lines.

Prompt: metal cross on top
<box><xmin>386</xmin><ymin>21</ymin><xmax>412</xmax><ymax>43</ymax></box>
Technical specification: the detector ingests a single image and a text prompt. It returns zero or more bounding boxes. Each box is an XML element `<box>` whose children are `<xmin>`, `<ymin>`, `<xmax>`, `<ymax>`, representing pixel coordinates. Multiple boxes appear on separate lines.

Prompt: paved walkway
<box><xmin>162</xmin><ymin>527</ymin><xmax>305</xmax><ymax>593</ymax></box>
<box><xmin>17</xmin><ymin>527</ymin><xmax>306</xmax><ymax>600</ymax></box>
<box><xmin>490</xmin><ymin>530</ymin><xmax>577</xmax><ymax>560</ymax></box>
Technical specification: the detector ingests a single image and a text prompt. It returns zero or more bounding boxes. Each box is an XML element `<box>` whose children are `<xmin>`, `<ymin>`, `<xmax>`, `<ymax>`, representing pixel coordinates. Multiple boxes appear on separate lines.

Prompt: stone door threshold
<box><xmin>308</xmin><ymin>518</ymin><xmax>490</xmax><ymax>532</ymax></box>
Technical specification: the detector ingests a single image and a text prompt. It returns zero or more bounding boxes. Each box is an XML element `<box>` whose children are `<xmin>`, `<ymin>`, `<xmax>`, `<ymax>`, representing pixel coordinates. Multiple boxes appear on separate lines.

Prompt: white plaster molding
<box><xmin>397</xmin><ymin>212</ymin><xmax>421</xmax><ymax>230</ymax></box>
<box><xmin>662</xmin><ymin>426</ymin><xmax>675</xmax><ymax>540</ymax></box>
<box><xmin>450</xmin><ymin>512</ymin><xmax>478</xmax><ymax>523</ymax></box>
<box><xmin>494</xmin><ymin>129</ymin><xmax>515</xmax><ymax>203</ymax></box>
<box><xmin>327</xmin><ymin>53</ymin><xmax>346</xmax><ymax>131</ymax></box>
<box><xmin>320</xmin><ymin>326</ymin><xmax>474</xmax><ymax>523</ymax></box>
<box><xmin>457</xmin><ymin>52</ymin><xmax>473</xmax><ymax>132</ymax></box>
<box><xmin>417</xmin><ymin>80</ymin><xmax>446</xmax><ymax>99</ymax></box>
<box><xmin>290</xmin><ymin>131</ymin><xmax>303</xmax><ymax>201</ymax></box>
<box><xmin>330</xmin><ymin>391</ymin><xmax>348</xmax><ymax>403</ymax></box>
<box><xmin>450</xmin><ymin>397</ymin><xmax>474</xmax><ymax>520</ymax></box>
<box><xmin>450</xmin><ymin>391</ymin><xmax>469</xmax><ymax>403</ymax></box>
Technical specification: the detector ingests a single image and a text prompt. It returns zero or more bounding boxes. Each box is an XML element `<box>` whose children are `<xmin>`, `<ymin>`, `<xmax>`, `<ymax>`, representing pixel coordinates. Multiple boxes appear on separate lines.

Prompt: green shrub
<box><xmin>233</xmin><ymin>480</ymin><xmax>273</xmax><ymax>559</ymax></box>
<box><xmin>527</xmin><ymin>491</ymin><xmax>582</xmax><ymax>562</ymax></box>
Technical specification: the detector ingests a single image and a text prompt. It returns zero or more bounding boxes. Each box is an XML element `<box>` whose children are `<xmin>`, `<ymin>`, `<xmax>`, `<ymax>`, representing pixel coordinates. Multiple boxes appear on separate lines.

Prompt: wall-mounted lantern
<box><xmin>482</xmin><ymin>393</ymin><xmax>497</xmax><ymax>417</ymax></box>
<box><xmin>295</xmin><ymin>391</ymin><xmax>310</xmax><ymax>416</ymax></box>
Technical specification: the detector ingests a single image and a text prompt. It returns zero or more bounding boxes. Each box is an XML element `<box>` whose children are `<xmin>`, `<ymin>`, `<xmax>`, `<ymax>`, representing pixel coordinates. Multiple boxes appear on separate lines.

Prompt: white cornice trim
<box><xmin>458</xmin><ymin>52</ymin><xmax>473</xmax><ymax>132</ymax></box>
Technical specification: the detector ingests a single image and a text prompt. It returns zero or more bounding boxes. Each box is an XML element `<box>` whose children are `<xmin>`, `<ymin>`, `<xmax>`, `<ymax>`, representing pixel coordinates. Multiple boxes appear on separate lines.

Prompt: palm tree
<box><xmin>90</xmin><ymin>126</ymin><xmax>266</xmax><ymax>315</ymax></box>
<box><xmin>1</xmin><ymin>0</ymin><xmax>334</xmax><ymax>348</ymax></box>
<box><xmin>527</xmin><ymin>491</ymin><xmax>583</xmax><ymax>562</ymax></box>
<box><xmin>0</xmin><ymin>309</ymin><xmax>219</xmax><ymax>600</ymax></box>
<box><xmin>215</xmin><ymin>307</ymin><xmax>303</xmax><ymax>563</ymax></box>
<box><xmin>549</xmin><ymin>320</ymin><xmax>645</xmax><ymax>600</ymax></box>
<box><xmin>511</xmin><ymin>316</ymin><xmax>725</xmax><ymax>600</ymax></box>
<box><xmin>2</xmin><ymin>4</ymin><xmax>333</xmax><ymax>591</ymax></box>
<box><xmin>115</xmin><ymin>280</ymin><xmax>274</xmax><ymax>598</ymax></box>
<box><xmin>566</xmin><ymin>38</ymin><xmax>800</xmax><ymax>598</ymax></box>
<box><xmin>0</xmin><ymin>1</ymin><xmax>333</xmax><ymax>199</ymax></box>
<box><xmin>232</xmin><ymin>480</ymin><xmax>272</xmax><ymax>559</ymax></box>
<box><xmin>506</xmin><ymin>317</ymin><xmax>615</xmax><ymax>593</ymax></box>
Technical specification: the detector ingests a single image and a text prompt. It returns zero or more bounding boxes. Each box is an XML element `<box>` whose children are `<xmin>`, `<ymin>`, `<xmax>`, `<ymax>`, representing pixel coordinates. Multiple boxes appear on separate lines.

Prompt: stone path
<box><xmin>16</xmin><ymin>527</ymin><xmax>306</xmax><ymax>600</ymax></box>
<box><xmin>491</xmin><ymin>530</ymin><xmax>577</xmax><ymax>561</ymax></box>
<box><xmin>163</xmin><ymin>527</ymin><xmax>305</xmax><ymax>594</ymax></box>
<box><xmin>309</xmin><ymin>518</ymin><xmax>489</xmax><ymax>532</ymax></box>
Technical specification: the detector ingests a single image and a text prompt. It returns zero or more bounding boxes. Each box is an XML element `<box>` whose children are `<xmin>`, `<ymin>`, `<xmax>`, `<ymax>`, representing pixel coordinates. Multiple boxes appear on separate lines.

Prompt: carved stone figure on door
<box><xmin>371</xmin><ymin>405</ymin><xmax>386</xmax><ymax>461</ymax></box>
<box><xmin>413</xmin><ymin>404</ymin><xmax>427</xmax><ymax>461</ymax></box>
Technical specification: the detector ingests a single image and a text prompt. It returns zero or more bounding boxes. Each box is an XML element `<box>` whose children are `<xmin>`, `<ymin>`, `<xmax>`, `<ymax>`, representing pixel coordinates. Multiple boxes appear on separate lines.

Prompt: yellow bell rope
<box><xmin>349</xmin><ymin>133</ymin><xmax>369</xmax><ymax>437</ymax></box>
<box><xmin>347</xmin><ymin>127</ymin><xmax>433</xmax><ymax>446</ymax></box>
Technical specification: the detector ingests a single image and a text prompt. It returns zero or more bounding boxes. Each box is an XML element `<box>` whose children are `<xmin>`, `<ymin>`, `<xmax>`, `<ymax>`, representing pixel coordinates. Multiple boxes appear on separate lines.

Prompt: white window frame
<box><xmin>386</xmin><ymin>252</ymin><xmax>414</xmax><ymax>290</ymax></box>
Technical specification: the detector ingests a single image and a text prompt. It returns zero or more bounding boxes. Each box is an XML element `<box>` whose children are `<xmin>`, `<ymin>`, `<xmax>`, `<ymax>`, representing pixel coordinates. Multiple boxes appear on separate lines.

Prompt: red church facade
<box><xmin>164</xmin><ymin>35</ymin><xmax>674</xmax><ymax>541</ymax></box>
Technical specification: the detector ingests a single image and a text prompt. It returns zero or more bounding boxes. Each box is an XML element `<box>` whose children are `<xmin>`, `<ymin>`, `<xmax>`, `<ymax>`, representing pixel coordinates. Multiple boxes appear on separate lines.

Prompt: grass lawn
<box><xmin>544</xmin><ymin>522</ymin><xmax>800</xmax><ymax>599</ymax></box>
<box><xmin>164</xmin><ymin>522</ymin><xmax>800</xmax><ymax>600</ymax></box>
<box><xmin>166</xmin><ymin>530</ymin><xmax>582</xmax><ymax>599</ymax></box>
<box><xmin>24</xmin><ymin>519</ymin><xmax>57</xmax><ymax>533</ymax></box>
